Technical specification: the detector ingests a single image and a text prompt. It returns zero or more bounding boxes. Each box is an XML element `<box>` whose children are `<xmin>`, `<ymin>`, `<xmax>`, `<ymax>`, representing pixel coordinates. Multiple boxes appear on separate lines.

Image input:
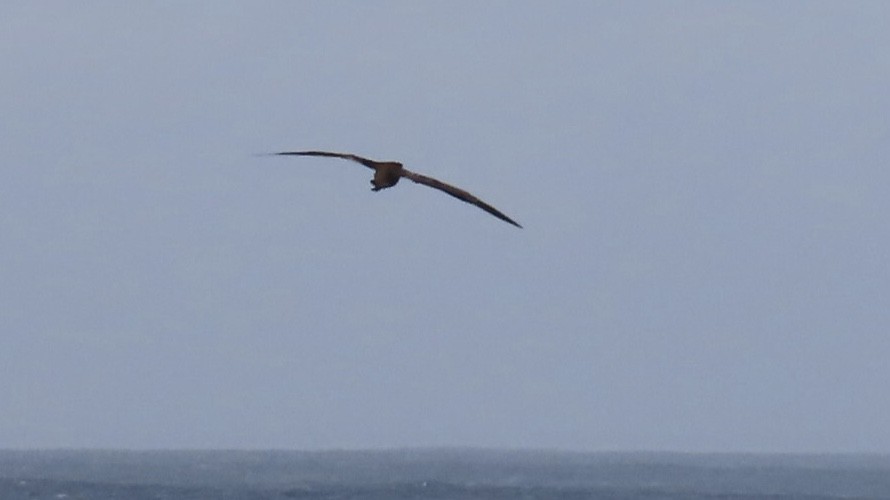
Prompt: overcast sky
<box><xmin>2</xmin><ymin>2</ymin><xmax>888</xmax><ymax>453</ymax></box>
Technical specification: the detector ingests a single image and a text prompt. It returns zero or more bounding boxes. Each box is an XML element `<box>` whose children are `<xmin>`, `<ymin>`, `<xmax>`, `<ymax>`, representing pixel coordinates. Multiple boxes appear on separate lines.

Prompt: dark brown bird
<box><xmin>270</xmin><ymin>150</ymin><xmax>522</xmax><ymax>228</ymax></box>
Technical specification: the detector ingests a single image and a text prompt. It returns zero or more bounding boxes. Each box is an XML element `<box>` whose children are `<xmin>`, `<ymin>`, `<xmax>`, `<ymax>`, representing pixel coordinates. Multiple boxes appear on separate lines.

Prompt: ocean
<box><xmin>1</xmin><ymin>449</ymin><xmax>888</xmax><ymax>499</ymax></box>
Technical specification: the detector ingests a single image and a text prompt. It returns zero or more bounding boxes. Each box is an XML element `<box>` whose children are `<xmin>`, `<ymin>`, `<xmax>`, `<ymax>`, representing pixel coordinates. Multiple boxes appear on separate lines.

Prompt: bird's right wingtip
<box><xmin>501</xmin><ymin>216</ymin><xmax>523</xmax><ymax>228</ymax></box>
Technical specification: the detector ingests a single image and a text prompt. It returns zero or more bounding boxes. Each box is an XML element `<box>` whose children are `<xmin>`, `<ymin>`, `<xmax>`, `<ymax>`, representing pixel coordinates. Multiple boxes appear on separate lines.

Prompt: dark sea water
<box><xmin>1</xmin><ymin>449</ymin><xmax>888</xmax><ymax>499</ymax></box>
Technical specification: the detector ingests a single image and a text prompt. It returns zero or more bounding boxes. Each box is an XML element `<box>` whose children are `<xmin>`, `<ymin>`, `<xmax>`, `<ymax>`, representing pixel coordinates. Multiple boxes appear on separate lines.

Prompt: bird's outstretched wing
<box><xmin>400</xmin><ymin>169</ymin><xmax>522</xmax><ymax>228</ymax></box>
<box><xmin>273</xmin><ymin>151</ymin><xmax>379</xmax><ymax>170</ymax></box>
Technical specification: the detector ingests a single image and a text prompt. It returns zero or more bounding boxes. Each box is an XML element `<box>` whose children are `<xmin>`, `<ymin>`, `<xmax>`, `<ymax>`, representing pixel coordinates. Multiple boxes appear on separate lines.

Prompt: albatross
<box><xmin>269</xmin><ymin>150</ymin><xmax>522</xmax><ymax>228</ymax></box>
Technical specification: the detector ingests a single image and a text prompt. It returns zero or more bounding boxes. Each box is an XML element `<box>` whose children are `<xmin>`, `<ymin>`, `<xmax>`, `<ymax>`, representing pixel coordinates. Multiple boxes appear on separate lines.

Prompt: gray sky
<box><xmin>2</xmin><ymin>2</ymin><xmax>888</xmax><ymax>453</ymax></box>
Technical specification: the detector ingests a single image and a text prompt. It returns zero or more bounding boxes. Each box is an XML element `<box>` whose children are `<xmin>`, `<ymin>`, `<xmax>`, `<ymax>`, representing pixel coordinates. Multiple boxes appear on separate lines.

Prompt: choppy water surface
<box><xmin>2</xmin><ymin>449</ymin><xmax>888</xmax><ymax>499</ymax></box>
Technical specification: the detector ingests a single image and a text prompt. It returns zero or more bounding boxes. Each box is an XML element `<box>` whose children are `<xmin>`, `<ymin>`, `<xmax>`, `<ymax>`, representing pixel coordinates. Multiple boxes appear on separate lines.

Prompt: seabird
<box><xmin>269</xmin><ymin>150</ymin><xmax>522</xmax><ymax>228</ymax></box>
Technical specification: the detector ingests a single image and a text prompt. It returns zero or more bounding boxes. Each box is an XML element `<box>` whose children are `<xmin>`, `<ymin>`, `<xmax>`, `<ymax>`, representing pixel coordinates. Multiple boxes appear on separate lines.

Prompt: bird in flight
<box><xmin>269</xmin><ymin>151</ymin><xmax>522</xmax><ymax>228</ymax></box>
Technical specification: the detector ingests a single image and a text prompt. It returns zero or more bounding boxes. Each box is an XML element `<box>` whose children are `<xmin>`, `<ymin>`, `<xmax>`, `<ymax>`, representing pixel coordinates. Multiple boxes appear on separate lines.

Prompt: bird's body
<box><xmin>270</xmin><ymin>150</ymin><xmax>522</xmax><ymax>228</ymax></box>
<box><xmin>370</xmin><ymin>161</ymin><xmax>403</xmax><ymax>191</ymax></box>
